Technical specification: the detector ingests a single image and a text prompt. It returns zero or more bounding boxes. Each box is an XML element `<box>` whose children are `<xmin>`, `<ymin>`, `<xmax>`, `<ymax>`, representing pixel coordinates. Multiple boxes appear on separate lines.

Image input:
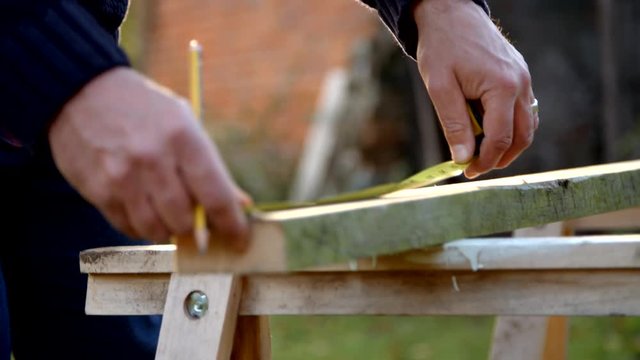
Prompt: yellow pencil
<box><xmin>189</xmin><ymin>40</ymin><xmax>209</xmax><ymax>253</ymax></box>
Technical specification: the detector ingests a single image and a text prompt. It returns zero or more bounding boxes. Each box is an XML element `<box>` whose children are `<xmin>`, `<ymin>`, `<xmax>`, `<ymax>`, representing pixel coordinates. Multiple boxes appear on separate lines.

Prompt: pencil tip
<box><xmin>189</xmin><ymin>39</ymin><xmax>202</xmax><ymax>51</ymax></box>
<box><xmin>195</xmin><ymin>228</ymin><xmax>209</xmax><ymax>254</ymax></box>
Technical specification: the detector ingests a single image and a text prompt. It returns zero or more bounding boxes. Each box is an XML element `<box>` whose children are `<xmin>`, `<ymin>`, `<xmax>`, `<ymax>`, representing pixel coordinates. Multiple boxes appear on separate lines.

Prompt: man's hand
<box><xmin>414</xmin><ymin>0</ymin><xmax>537</xmax><ymax>178</ymax></box>
<box><xmin>49</xmin><ymin>67</ymin><xmax>250</xmax><ymax>249</ymax></box>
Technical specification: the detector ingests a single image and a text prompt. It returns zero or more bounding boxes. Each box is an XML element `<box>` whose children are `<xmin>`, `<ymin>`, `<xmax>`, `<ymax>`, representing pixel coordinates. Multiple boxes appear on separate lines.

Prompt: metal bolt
<box><xmin>185</xmin><ymin>290</ymin><xmax>209</xmax><ymax>319</ymax></box>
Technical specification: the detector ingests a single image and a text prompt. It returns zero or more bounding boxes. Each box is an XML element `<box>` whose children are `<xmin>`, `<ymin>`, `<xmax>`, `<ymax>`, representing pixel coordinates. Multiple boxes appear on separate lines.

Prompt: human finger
<box><xmin>426</xmin><ymin>72</ymin><xmax>476</xmax><ymax>164</ymax></box>
<box><xmin>177</xmin><ymin>130</ymin><xmax>249</xmax><ymax>251</ymax></box>
<box><xmin>97</xmin><ymin>201</ymin><xmax>140</xmax><ymax>240</ymax></box>
<box><xmin>143</xmin><ymin>159</ymin><xmax>195</xmax><ymax>236</ymax></box>
<box><xmin>235</xmin><ymin>186</ymin><xmax>254</xmax><ymax>210</ymax></box>
<box><xmin>466</xmin><ymin>91</ymin><xmax>516</xmax><ymax>178</ymax></box>
<box><xmin>123</xmin><ymin>184</ymin><xmax>172</xmax><ymax>243</ymax></box>
<box><xmin>496</xmin><ymin>94</ymin><xmax>535</xmax><ymax>168</ymax></box>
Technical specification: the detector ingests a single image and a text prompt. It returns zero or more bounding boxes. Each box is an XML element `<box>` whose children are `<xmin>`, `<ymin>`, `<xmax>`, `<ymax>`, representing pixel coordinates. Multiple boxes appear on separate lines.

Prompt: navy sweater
<box><xmin>0</xmin><ymin>0</ymin><xmax>488</xmax><ymax>163</ymax></box>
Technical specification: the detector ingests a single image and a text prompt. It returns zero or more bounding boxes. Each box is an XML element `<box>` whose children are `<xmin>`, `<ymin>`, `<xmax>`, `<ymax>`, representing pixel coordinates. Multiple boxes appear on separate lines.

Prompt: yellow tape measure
<box><xmin>253</xmin><ymin>101</ymin><xmax>484</xmax><ymax>212</ymax></box>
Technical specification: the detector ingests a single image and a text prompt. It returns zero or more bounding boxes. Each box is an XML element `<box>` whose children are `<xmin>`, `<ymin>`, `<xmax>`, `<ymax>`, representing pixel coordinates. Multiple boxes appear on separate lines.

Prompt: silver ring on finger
<box><xmin>530</xmin><ymin>98</ymin><xmax>539</xmax><ymax>115</ymax></box>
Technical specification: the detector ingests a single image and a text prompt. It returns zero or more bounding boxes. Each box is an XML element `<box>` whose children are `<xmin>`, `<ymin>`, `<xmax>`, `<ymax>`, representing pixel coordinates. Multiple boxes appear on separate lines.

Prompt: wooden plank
<box><xmin>86</xmin><ymin>269</ymin><xmax>640</xmax><ymax>316</ymax></box>
<box><xmin>81</xmin><ymin>235</ymin><xmax>640</xmax><ymax>275</ymax></box>
<box><xmin>177</xmin><ymin>160</ymin><xmax>640</xmax><ymax>272</ymax></box>
<box><xmin>243</xmin><ymin>270</ymin><xmax>640</xmax><ymax>316</ymax></box>
<box><xmin>156</xmin><ymin>274</ymin><xmax>241</xmax><ymax>360</ymax></box>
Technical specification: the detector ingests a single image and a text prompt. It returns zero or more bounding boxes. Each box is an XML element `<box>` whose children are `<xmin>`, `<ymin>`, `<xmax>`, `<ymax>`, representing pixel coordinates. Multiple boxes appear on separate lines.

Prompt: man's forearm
<box><xmin>359</xmin><ymin>0</ymin><xmax>489</xmax><ymax>59</ymax></box>
<box><xmin>0</xmin><ymin>0</ymin><xmax>129</xmax><ymax>150</ymax></box>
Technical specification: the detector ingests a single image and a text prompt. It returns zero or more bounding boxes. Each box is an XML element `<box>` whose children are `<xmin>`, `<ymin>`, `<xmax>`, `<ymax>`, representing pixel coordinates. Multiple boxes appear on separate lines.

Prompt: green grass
<box><xmin>271</xmin><ymin>316</ymin><xmax>493</xmax><ymax>360</ymax></box>
<box><xmin>570</xmin><ymin>317</ymin><xmax>640</xmax><ymax>359</ymax></box>
<box><xmin>269</xmin><ymin>316</ymin><xmax>640</xmax><ymax>359</ymax></box>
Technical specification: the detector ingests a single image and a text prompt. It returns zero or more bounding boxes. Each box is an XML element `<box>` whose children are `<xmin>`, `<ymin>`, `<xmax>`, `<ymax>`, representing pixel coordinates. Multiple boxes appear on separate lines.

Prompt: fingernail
<box><xmin>451</xmin><ymin>145</ymin><xmax>471</xmax><ymax>164</ymax></box>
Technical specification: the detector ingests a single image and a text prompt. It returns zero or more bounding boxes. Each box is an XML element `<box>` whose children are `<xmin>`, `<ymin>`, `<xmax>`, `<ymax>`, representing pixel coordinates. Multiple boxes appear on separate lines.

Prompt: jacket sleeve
<box><xmin>361</xmin><ymin>0</ymin><xmax>490</xmax><ymax>59</ymax></box>
<box><xmin>0</xmin><ymin>0</ymin><xmax>130</xmax><ymax>149</ymax></box>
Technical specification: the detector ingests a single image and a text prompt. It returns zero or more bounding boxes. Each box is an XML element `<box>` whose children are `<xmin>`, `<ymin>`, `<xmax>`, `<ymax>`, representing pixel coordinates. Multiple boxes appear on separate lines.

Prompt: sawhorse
<box><xmin>81</xmin><ymin>207</ymin><xmax>640</xmax><ymax>359</ymax></box>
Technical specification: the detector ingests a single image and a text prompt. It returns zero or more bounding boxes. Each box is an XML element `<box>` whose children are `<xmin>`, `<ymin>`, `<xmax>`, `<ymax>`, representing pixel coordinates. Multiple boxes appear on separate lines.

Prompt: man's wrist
<box><xmin>414</xmin><ymin>0</ymin><xmax>488</xmax><ymax>33</ymax></box>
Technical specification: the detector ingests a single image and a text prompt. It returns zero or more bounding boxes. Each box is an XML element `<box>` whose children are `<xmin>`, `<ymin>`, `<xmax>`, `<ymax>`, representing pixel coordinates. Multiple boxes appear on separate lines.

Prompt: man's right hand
<box><xmin>414</xmin><ymin>0</ymin><xmax>537</xmax><ymax>178</ymax></box>
<box><xmin>49</xmin><ymin>67</ymin><xmax>249</xmax><ymax>249</ymax></box>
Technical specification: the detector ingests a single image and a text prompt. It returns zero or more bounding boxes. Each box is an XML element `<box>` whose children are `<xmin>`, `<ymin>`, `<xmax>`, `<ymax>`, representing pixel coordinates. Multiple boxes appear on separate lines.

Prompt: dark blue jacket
<box><xmin>0</xmin><ymin>0</ymin><xmax>488</xmax><ymax>166</ymax></box>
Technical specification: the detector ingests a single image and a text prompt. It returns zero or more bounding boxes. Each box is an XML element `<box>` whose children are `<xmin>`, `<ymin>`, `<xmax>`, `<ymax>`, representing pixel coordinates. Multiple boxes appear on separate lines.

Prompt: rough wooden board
<box><xmin>240</xmin><ymin>270</ymin><xmax>640</xmax><ymax>316</ymax></box>
<box><xmin>85</xmin><ymin>270</ymin><xmax>640</xmax><ymax>316</ymax></box>
<box><xmin>177</xmin><ymin>160</ymin><xmax>640</xmax><ymax>272</ymax></box>
<box><xmin>176</xmin><ymin>222</ymin><xmax>286</xmax><ymax>274</ymax></box>
<box><xmin>83</xmin><ymin>235</ymin><xmax>640</xmax><ymax>275</ymax></box>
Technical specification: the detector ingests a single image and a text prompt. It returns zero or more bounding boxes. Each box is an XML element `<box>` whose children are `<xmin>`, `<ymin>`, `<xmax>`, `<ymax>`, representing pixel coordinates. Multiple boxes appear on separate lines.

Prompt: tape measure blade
<box><xmin>398</xmin><ymin>160</ymin><xmax>468</xmax><ymax>190</ymax></box>
<box><xmin>252</xmin><ymin>161</ymin><xmax>468</xmax><ymax>212</ymax></box>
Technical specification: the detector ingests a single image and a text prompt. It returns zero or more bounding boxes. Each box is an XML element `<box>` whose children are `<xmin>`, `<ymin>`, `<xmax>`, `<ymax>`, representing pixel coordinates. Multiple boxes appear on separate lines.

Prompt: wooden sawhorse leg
<box><xmin>155</xmin><ymin>273</ymin><xmax>270</xmax><ymax>360</ymax></box>
<box><xmin>156</xmin><ymin>273</ymin><xmax>241</xmax><ymax>359</ymax></box>
<box><xmin>490</xmin><ymin>223</ymin><xmax>569</xmax><ymax>360</ymax></box>
<box><xmin>490</xmin><ymin>316</ymin><xmax>568</xmax><ymax>360</ymax></box>
<box><xmin>231</xmin><ymin>316</ymin><xmax>271</xmax><ymax>360</ymax></box>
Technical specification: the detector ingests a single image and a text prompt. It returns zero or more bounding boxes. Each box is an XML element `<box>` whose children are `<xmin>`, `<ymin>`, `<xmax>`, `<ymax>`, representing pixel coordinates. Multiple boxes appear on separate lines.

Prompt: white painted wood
<box><xmin>81</xmin><ymin>235</ymin><xmax>640</xmax><ymax>274</ymax></box>
<box><xmin>380</xmin><ymin>235</ymin><xmax>640</xmax><ymax>271</ymax></box>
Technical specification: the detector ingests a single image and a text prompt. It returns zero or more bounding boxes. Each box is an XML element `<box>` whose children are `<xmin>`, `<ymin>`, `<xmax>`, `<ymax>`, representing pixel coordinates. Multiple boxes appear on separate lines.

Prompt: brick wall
<box><xmin>141</xmin><ymin>1</ymin><xmax>380</xmax><ymax>149</ymax></box>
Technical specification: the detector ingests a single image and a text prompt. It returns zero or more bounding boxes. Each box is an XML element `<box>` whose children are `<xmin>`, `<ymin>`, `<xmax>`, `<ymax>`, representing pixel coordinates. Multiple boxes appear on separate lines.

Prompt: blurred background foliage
<box><xmin>121</xmin><ymin>1</ymin><xmax>640</xmax><ymax>358</ymax></box>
